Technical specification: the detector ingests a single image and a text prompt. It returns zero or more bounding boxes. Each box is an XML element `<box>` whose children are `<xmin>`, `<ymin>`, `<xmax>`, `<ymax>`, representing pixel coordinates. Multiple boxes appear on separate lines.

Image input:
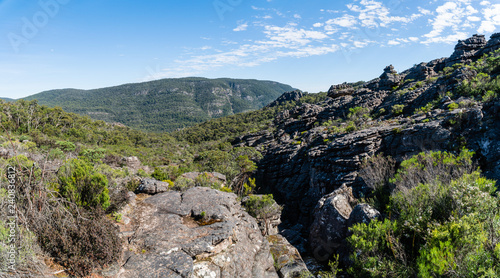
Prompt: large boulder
<box><xmin>136</xmin><ymin>178</ymin><xmax>170</xmax><ymax>194</ymax></box>
<box><xmin>118</xmin><ymin>187</ymin><xmax>279</xmax><ymax>278</ymax></box>
<box><xmin>308</xmin><ymin>185</ymin><xmax>381</xmax><ymax>263</ymax></box>
<box><xmin>308</xmin><ymin>184</ymin><xmax>356</xmax><ymax>262</ymax></box>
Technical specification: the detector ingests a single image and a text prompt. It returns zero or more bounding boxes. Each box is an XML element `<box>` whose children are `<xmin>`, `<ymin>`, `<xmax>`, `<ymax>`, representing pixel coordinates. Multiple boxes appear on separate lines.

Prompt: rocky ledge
<box><xmin>114</xmin><ymin>187</ymin><xmax>309</xmax><ymax>278</ymax></box>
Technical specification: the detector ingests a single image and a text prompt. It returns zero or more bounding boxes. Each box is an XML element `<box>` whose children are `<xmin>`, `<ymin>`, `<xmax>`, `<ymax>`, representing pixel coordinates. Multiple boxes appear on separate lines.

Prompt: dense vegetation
<box><xmin>350</xmin><ymin>149</ymin><xmax>499</xmax><ymax>277</ymax></box>
<box><xmin>23</xmin><ymin>77</ymin><xmax>294</xmax><ymax>132</ymax></box>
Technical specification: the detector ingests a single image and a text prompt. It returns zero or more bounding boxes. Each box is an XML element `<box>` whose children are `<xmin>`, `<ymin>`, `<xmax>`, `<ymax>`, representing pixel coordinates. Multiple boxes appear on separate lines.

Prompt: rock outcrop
<box><xmin>445</xmin><ymin>34</ymin><xmax>487</xmax><ymax>67</ymax></box>
<box><xmin>136</xmin><ymin>178</ymin><xmax>170</xmax><ymax>194</ymax></box>
<box><xmin>267</xmin><ymin>90</ymin><xmax>304</xmax><ymax>108</ymax></box>
<box><xmin>118</xmin><ymin>187</ymin><xmax>280</xmax><ymax>278</ymax></box>
<box><xmin>232</xmin><ymin>33</ymin><xmax>500</xmax><ymax>265</ymax></box>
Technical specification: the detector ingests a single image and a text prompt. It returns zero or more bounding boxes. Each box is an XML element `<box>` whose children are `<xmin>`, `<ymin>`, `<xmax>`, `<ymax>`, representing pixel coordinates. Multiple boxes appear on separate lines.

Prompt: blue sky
<box><xmin>1</xmin><ymin>0</ymin><xmax>499</xmax><ymax>99</ymax></box>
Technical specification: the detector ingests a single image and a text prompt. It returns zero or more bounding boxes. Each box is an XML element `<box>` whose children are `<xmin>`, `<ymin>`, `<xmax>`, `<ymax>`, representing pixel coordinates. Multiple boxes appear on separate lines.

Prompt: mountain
<box><xmin>24</xmin><ymin>77</ymin><xmax>294</xmax><ymax>132</ymax></box>
<box><xmin>0</xmin><ymin>97</ymin><xmax>14</xmax><ymax>102</ymax></box>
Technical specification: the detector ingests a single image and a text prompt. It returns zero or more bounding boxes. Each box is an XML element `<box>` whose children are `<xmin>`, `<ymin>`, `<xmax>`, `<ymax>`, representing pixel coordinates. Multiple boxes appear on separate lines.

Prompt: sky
<box><xmin>0</xmin><ymin>0</ymin><xmax>499</xmax><ymax>99</ymax></box>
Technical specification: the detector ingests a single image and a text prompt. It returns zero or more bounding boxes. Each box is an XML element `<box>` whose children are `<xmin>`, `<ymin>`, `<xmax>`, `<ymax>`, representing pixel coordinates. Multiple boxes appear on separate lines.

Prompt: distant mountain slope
<box><xmin>24</xmin><ymin>77</ymin><xmax>294</xmax><ymax>132</ymax></box>
<box><xmin>0</xmin><ymin>97</ymin><xmax>14</xmax><ymax>102</ymax></box>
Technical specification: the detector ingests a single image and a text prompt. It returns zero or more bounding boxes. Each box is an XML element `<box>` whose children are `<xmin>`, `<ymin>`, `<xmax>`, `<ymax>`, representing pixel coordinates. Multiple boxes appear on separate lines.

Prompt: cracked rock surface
<box><xmin>117</xmin><ymin>187</ymin><xmax>278</xmax><ymax>278</ymax></box>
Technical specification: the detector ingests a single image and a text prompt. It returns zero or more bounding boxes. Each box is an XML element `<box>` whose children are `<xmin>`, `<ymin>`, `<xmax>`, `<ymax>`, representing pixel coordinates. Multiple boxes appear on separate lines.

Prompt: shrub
<box><xmin>56</xmin><ymin>140</ymin><xmax>76</xmax><ymax>152</ymax></box>
<box><xmin>48</xmin><ymin>148</ymin><xmax>65</xmax><ymax>160</ymax></box>
<box><xmin>57</xmin><ymin>159</ymin><xmax>110</xmax><ymax>210</ymax></box>
<box><xmin>390</xmin><ymin>148</ymin><xmax>475</xmax><ymax>191</ymax></box>
<box><xmin>448</xmin><ymin>102</ymin><xmax>459</xmax><ymax>111</ymax></box>
<box><xmin>243</xmin><ymin>194</ymin><xmax>282</xmax><ymax>235</ymax></box>
<box><xmin>151</xmin><ymin>165</ymin><xmax>182</xmax><ymax>181</ymax></box>
<box><xmin>79</xmin><ymin>148</ymin><xmax>106</xmax><ymax>163</ymax></box>
<box><xmin>172</xmin><ymin>176</ymin><xmax>195</xmax><ymax>191</ymax></box>
<box><xmin>391</xmin><ymin>104</ymin><xmax>405</xmax><ymax>116</ymax></box>
<box><xmin>37</xmin><ymin>209</ymin><xmax>121</xmax><ymax>277</ymax></box>
<box><xmin>347</xmin><ymin>150</ymin><xmax>499</xmax><ymax>277</ymax></box>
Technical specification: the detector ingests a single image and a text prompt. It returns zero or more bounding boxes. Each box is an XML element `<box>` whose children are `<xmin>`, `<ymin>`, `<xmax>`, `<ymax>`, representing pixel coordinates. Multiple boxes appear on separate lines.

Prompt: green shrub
<box><xmin>173</xmin><ymin>176</ymin><xmax>195</xmax><ymax>191</ymax></box>
<box><xmin>391</xmin><ymin>104</ymin><xmax>405</xmax><ymax>115</ymax></box>
<box><xmin>79</xmin><ymin>148</ymin><xmax>106</xmax><ymax>163</ymax></box>
<box><xmin>56</xmin><ymin>140</ymin><xmax>76</xmax><ymax>152</ymax></box>
<box><xmin>48</xmin><ymin>148</ymin><xmax>65</xmax><ymax>160</ymax></box>
<box><xmin>348</xmin><ymin>150</ymin><xmax>499</xmax><ymax>277</ymax></box>
<box><xmin>448</xmin><ymin>102</ymin><xmax>459</xmax><ymax>111</ymax></box>
<box><xmin>151</xmin><ymin>165</ymin><xmax>182</xmax><ymax>181</ymax></box>
<box><xmin>57</xmin><ymin>159</ymin><xmax>110</xmax><ymax>210</ymax></box>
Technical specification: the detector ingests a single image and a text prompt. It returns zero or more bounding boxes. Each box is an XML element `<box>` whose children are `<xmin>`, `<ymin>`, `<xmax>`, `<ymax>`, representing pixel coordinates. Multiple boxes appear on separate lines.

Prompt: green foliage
<box><xmin>151</xmin><ymin>165</ymin><xmax>182</xmax><ymax>181</ymax></box>
<box><xmin>390</xmin><ymin>148</ymin><xmax>475</xmax><ymax>190</ymax></box>
<box><xmin>317</xmin><ymin>255</ymin><xmax>341</xmax><ymax>278</ymax></box>
<box><xmin>243</xmin><ymin>177</ymin><xmax>257</xmax><ymax>196</ymax></box>
<box><xmin>448</xmin><ymin>102</ymin><xmax>459</xmax><ymax>111</ymax></box>
<box><xmin>243</xmin><ymin>194</ymin><xmax>277</xmax><ymax>218</ymax></box>
<box><xmin>57</xmin><ymin>159</ymin><xmax>111</xmax><ymax>210</ymax></box>
<box><xmin>56</xmin><ymin>140</ymin><xmax>76</xmax><ymax>152</ymax></box>
<box><xmin>79</xmin><ymin>148</ymin><xmax>106</xmax><ymax>163</ymax></box>
<box><xmin>458</xmin><ymin>50</ymin><xmax>500</xmax><ymax>101</ymax></box>
<box><xmin>414</xmin><ymin>102</ymin><xmax>436</xmax><ymax>115</ymax></box>
<box><xmin>194</xmin><ymin>173</ymin><xmax>222</xmax><ymax>189</ymax></box>
<box><xmin>391</xmin><ymin>104</ymin><xmax>405</xmax><ymax>115</ymax></box>
<box><xmin>48</xmin><ymin>148</ymin><xmax>65</xmax><ymax>160</ymax></box>
<box><xmin>172</xmin><ymin>176</ymin><xmax>195</xmax><ymax>191</ymax></box>
<box><xmin>348</xmin><ymin>149</ymin><xmax>499</xmax><ymax>277</ymax></box>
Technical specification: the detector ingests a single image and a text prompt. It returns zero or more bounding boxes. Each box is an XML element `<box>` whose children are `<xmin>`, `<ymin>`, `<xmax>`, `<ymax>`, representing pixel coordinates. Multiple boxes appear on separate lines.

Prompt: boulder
<box><xmin>308</xmin><ymin>184</ymin><xmax>356</xmax><ymax>262</ymax></box>
<box><xmin>267</xmin><ymin>90</ymin><xmax>304</xmax><ymax>108</ymax></box>
<box><xmin>118</xmin><ymin>187</ymin><xmax>279</xmax><ymax>278</ymax></box>
<box><xmin>267</xmin><ymin>234</ymin><xmax>310</xmax><ymax>278</ymax></box>
<box><xmin>122</xmin><ymin>156</ymin><xmax>141</xmax><ymax>170</ymax></box>
<box><xmin>327</xmin><ymin>83</ymin><xmax>355</xmax><ymax>99</ymax></box>
<box><xmin>136</xmin><ymin>178</ymin><xmax>170</xmax><ymax>194</ymax></box>
<box><xmin>347</xmin><ymin>203</ymin><xmax>381</xmax><ymax>228</ymax></box>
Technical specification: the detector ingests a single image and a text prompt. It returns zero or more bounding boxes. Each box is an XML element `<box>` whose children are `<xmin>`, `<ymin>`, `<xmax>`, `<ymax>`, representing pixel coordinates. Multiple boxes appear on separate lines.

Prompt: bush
<box><xmin>390</xmin><ymin>148</ymin><xmax>475</xmax><ymax>191</ymax></box>
<box><xmin>37</xmin><ymin>209</ymin><xmax>121</xmax><ymax>277</ymax></box>
<box><xmin>391</xmin><ymin>104</ymin><xmax>405</xmax><ymax>115</ymax></box>
<box><xmin>347</xmin><ymin>150</ymin><xmax>499</xmax><ymax>277</ymax></box>
<box><xmin>56</xmin><ymin>140</ymin><xmax>76</xmax><ymax>152</ymax></box>
<box><xmin>48</xmin><ymin>148</ymin><xmax>65</xmax><ymax>160</ymax></box>
<box><xmin>79</xmin><ymin>148</ymin><xmax>106</xmax><ymax>163</ymax></box>
<box><xmin>172</xmin><ymin>176</ymin><xmax>195</xmax><ymax>191</ymax></box>
<box><xmin>57</xmin><ymin>159</ymin><xmax>111</xmax><ymax>210</ymax></box>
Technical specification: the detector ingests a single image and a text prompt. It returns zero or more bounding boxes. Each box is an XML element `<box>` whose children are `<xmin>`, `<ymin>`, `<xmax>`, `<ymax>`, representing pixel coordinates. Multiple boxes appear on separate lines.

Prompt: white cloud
<box><xmin>325</xmin><ymin>14</ymin><xmax>358</xmax><ymax>28</ymax></box>
<box><xmin>480</xmin><ymin>1</ymin><xmax>491</xmax><ymax>6</ymax></box>
<box><xmin>347</xmin><ymin>0</ymin><xmax>420</xmax><ymax>28</ymax></box>
<box><xmin>233</xmin><ymin>23</ymin><xmax>249</xmax><ymax>32</ymax></box>
<box><xmin>468</xmin><ymin>16</ymin><xmax>481</xmax><ymax>22</ymax></box>
<box><xmin>388</xmin><ymin>40</ymin><xmax>401</xmax><ymax>45</ymax></box>
<box><xmin>262</xmin><ymin>25</ymin><xmax>328</xmax><ymax>46</ymax></box>
<box><xmin>313</xmin><ymin>22</ymin><xmax>324</xmax><ymax>28</ymax></box>
<box><xmin>294</xmin><ymin>14</ymin><xmax>301</xmax><ymax>19</ymax></box>
<box><xmin>422</xmin><ymin>1</ymin><xmax>479</xmax><ymax>44</ymax></box>
<box><xmin>478</xmin><ymin>4</ymin><xmax>500</xmax><ymax>33</ymax></box>
<box><xmin>418</xmin><ymin>7</ymin><xmax>432</xmax><ymax>15</ymax></box>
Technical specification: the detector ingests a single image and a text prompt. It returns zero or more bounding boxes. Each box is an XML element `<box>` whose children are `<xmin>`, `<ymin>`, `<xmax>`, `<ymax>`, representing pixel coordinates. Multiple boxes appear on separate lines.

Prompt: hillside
<box><xmin>1</xmin><ymin>33</ymin><xmax>499</xmax><ymax>277</ymax></box>
<box><xmin>23</xmin><ymin>77</ymin><xmax>294</xmax><ymax>132</ymax></box>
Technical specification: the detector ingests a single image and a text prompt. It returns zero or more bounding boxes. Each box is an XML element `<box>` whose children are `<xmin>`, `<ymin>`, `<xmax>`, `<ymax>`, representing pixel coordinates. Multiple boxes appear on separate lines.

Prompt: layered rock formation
<box><xmin>232</xmin><ymin>33</ymin><xmax>500</xmax><ymax>263</ymax></box>
<box><xmin>114</xmin><ymin>187</ymin><xmax>309</xmax><ymax>278</ymax></box>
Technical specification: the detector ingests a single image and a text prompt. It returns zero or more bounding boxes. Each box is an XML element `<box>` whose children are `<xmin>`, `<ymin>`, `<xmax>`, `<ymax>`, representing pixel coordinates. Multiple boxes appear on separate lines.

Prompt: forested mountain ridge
<box><xmin>23</xmin><ymin>77</ymin><xmax>294</xmax><ymax>132</ymax></box>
